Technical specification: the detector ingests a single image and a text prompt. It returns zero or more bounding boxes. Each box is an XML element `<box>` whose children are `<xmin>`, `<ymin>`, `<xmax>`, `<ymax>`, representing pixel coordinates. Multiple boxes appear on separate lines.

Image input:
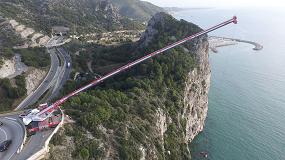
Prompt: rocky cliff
<box><xmin>182</xmin><ymin>39</ymin><xmax>210</xmax><ymax>143</ymax></box>
<box><xmin>48</xmin><ymin>12</ymin><xmax>210</xmax><ymax>160</ymax></box>
<box><xmin>140</xmin><ymin>12</ymin><xmax>210</xmax><ymax>157</ymax></box>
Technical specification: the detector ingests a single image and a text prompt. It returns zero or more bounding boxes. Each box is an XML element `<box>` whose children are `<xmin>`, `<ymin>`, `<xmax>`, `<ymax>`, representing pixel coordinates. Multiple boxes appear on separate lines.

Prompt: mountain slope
<box><xmin>0</xmin><ymin>0</ymin><xmax>164</xmax><ymax>34</ymax></box>
<box><xmin>112</xmin><ymin>0</ymin><xmax>164</xmax><ymax>20</ymax></box>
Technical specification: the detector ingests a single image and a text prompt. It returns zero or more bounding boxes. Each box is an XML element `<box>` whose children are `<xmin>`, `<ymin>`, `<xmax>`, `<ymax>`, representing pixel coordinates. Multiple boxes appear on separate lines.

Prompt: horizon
<box><xmin>143</xmin><ymin>0</ymin><xmax>285</xmax><ymax>8</ymax></box>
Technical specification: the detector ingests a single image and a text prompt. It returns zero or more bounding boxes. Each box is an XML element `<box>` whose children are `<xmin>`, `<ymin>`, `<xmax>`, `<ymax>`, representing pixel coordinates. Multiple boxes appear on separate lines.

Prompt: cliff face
<box><xmin>142</xmin><ymin>11</ymin><xmax>210</xmax><ymax>148</ymax></box>
<box><xmin>182</xmin><ymin>39</ymin><xmax>210</xmax><ymax>143</ymax></box>
<box><xmin>154</xmin><ymin>38</ymin><xmax>210</xmax><ymax>145</ymax></box>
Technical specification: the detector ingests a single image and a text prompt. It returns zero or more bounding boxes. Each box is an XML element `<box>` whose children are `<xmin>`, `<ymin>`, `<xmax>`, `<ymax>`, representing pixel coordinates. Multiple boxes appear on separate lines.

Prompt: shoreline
<box><xmin>209</xmin><ymin>36</ymin><xmax>263</xmax><ymax>53</ymax></box>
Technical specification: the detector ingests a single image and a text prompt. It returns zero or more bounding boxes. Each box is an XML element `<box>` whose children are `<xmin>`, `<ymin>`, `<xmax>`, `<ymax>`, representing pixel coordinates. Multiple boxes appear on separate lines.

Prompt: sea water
<box><xmin>174</xmin><ymin>8</ymin><xmax>285</xmax><ymax>160</ymax></box>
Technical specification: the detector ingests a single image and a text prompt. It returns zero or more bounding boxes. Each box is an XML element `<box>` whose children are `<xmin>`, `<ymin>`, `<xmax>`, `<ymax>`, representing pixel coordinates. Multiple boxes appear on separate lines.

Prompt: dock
<box><xmin>209</xmin><ymin>36</ymin><xmax>263</xmax><ymax>51</ymax></box>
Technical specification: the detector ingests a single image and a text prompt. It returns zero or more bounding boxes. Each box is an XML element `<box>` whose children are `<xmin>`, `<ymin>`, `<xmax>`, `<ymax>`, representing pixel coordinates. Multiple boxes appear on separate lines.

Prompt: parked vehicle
<box><xmin>0</xmin><ymin>140</ymin><xmax>12</xmax><ymax>152</ymax></box>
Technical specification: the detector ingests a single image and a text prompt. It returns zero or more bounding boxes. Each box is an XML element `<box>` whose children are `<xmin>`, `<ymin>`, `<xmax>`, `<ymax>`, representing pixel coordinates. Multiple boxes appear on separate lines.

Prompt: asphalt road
<box><xmin>15</xmin><ymin>47</ymin><xmax>60</xmax><ymax>110</ymax></box>
<box><xmin>11</xmin><ymin>130</ymin><xmax>53</xmax><ymax>160</ymax></box>
<box><xmin>11</xmin><ymin>47</ymin><xmax>72</xmax><ymax>160</ymax></box>
<box><xmin>0</xmin><ymin>36</ymin><xmax>71</xmax><ymax>160</ymax></box>
<box><xmin>49</xmin><ymin>47</ymin><xmax>72</xmax><ymax>100</ymax></box>
<box><xmin>0</xmin><ymin>116</ymin><xmax>25</xmax><ymax>160</ymax></box>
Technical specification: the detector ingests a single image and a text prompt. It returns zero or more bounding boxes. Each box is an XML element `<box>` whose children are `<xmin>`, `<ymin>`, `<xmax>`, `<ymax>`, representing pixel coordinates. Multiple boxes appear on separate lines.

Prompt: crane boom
<box><xmin>23</xmin><ymin>16</ymin><xmax>237</xmax><ymax>125</ymax></box>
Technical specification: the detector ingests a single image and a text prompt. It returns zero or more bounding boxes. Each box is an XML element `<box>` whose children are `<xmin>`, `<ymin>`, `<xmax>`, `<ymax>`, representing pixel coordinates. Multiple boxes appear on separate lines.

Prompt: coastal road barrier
<box><xmin>17</xmin><ymin>118</ymin><xmax>27</xmax><ymax>154</ymax></box>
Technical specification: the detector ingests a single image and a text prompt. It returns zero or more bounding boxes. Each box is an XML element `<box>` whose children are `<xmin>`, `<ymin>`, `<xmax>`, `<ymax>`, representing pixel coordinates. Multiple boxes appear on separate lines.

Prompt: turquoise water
<box><xmin>174</xmin><ymin>8</ymin><xmax>285</xmax><ymax>160</ymax></box>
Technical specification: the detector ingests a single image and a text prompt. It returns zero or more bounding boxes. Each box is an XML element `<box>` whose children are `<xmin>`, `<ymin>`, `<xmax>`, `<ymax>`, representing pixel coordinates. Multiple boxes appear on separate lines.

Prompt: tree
<box><xmin>2</xmin><ymin>48</ymin><xmax>14</xmax><ymax>58</ymax></box>
<box><xmin>15</xmin><ymin>75</ymin><xmax>26</xmax><ymax>88</ymax></box>
<box><xmin>79</xmin><ymin>148</ymin><xmax>90</xmax><ymax>160</ymax></box>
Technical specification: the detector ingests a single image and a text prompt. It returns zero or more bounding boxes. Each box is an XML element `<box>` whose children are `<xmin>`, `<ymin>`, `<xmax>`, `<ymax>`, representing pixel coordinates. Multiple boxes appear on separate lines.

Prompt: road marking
<box><xmin>0</xmin><ymin>127</ymin><xmax>8</xmax><ymax>140</ymax></box>
<box><xmin>5</xmin><ymin>119</ymin><xmax>24</xmax><ymax>160</ymax></box>
<box><xmin>4</xmin><ymin>117</ymin><xmax>17</xmax><ymax>121</ymax></box>
<box><xmin>8</xmin><ymin>119</ymin><xmax>22</xmax><ymax>129</ymax></box>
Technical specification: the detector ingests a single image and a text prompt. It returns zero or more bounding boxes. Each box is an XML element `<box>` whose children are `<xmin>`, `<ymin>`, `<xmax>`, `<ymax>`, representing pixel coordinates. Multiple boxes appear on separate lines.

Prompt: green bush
<box><xmin>0</xmin><ymin>76</ymin><xmax>26</xmax><ymax>111</ymax></box>
<box><xmin>59</xmin><ymin>13</ymin><xmax>204</xmax><ymax>159</ymax></box>
<box><xmin>18</xmin><ymin>47</ymin><xmax>50</xmax><ymax>68</ymax></box>
<box><xmin>79</xmin><ymin>148</ymin><xmax>90</xmax><ymax>160</ymax></box>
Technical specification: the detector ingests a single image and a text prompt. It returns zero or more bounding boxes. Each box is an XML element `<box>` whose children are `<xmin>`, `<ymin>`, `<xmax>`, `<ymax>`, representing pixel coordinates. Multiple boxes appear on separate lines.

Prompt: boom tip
<box><xmin>233</xmin><ymin>16</ymin><xmax>238</xmax><ymax>24</ymax></box>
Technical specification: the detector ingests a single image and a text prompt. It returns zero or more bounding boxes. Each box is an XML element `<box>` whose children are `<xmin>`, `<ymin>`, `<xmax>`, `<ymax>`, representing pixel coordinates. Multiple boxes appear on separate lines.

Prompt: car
<box><xmin>19</xmin><ymin>113</ymin><xmax>26</xmax><ymax>118</ymax></box>
<box><xmin>19</xmin><ymin>109</ymin><xmax>33</xmax><ymax>118</ymax></box>
<box><xmin>0</xmin><ymin>140</ymin><xmax>12</xmax><ymax>152</ymax></box>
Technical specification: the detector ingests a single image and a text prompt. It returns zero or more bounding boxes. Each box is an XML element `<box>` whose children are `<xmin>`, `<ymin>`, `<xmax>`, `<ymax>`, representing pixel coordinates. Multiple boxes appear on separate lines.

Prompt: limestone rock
<box><xmin>25</xmin><ymin>68</ymin><xmax>46</xmax><ymax>95</ymax></box>
<box><xmin>0</xmin><ymin>58</ymin><xmax>16</xmax><ymax>78</ymax></box>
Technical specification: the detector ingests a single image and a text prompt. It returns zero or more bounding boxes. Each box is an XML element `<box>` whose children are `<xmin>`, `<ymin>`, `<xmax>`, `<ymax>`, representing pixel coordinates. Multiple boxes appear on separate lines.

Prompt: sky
<box><xmin>144</xmin><ymin>0</ymin><xmax>284</xmax><ymax>8</ymax></box>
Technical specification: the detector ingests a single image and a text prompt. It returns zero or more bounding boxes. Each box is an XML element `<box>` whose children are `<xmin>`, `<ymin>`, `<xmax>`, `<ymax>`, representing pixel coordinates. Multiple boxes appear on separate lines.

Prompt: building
<box><xmin>52</xmin><ymin>26</ymin><xmax>70</xmax><ymax>36</ymax></box>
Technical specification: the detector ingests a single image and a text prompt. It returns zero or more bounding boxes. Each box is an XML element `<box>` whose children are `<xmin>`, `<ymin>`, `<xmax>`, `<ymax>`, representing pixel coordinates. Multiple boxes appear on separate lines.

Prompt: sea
<box><xmin>173</xmin><ymin>7</ymin><xmax>285</xmax><ymax>160</ymax></box>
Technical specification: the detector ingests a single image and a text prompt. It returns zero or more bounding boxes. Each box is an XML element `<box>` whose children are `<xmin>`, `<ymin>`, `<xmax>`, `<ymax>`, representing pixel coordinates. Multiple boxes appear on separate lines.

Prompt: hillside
<box><xmin>112</xmin><ymin>0</ymin><xmax>164</xmax><ymax>20</ymax></box>
<box><xmin>0</xmin><ymin>0</ymin><xmax>163</xmax><ymax>34</ymax></box>
<box><xmin>48</xmin><ymin>12</ymin><xmax>210</xmax><ymax>160</ymax></box>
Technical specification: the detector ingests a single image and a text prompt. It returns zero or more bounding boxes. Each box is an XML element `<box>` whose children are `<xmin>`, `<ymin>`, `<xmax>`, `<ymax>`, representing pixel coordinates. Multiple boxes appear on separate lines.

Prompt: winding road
<box><xmin>15</xmin><ymin>47</ymin><xmax>60</xmax><ymax>110</ymax></box>
<box><xmin>15</xmin><ymin>36</ymin><xmax>67</xmax><ymax>110</ymax></box>
<box><xmin>0</xmin><ymin>116</ymin><xmax>25</xmax><ymax>160</ymax></box>
<box><xmin>0</xmin><ymin>36</ymin><xmax>71</xmax><ymax>160</ymax></box>
<box><xmin>11</xmin><ymin>46</ymin><xmax>72</xmax><ymax>160</ymax></box>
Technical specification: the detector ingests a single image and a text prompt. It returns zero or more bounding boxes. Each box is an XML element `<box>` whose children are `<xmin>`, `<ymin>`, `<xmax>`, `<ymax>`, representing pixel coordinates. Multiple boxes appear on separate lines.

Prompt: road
<box><xmin>48</xmin><ymin>47</ymin><xmax>72</xmax><ymax>100</ymax></box>
<box><xmin>0</xmin><ymin>36</ymin><xmax>71</xmax><ymax>160</ymax></box>
<box><xmin>0</xmin><ymin>116</ymin><xmax>25</xmax><ymax>160</ymax></box>
<box><xmin>15</xmin><ymin>47</ymin><xmax>60</xmax><ymax>110</ymax></box>
<box><xmin>11</xmin><ymin>130</ymin><xmax>53</xmax><ymax>160</ymax></box>
<box><xmin>11</xmin><ymin>47</ymin><xmax>72</xmax><ymax>160</ymax></box>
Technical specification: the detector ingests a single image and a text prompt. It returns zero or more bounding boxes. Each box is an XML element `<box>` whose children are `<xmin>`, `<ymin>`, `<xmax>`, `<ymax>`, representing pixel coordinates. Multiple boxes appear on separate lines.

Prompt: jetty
<box><xmin>209</xmin><ymin>36</ymin><xmax>263</xmax><ymax>52</ymax></box>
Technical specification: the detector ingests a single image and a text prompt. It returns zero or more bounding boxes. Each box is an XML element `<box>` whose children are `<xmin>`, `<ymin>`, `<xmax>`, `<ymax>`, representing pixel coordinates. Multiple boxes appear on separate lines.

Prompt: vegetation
<box><xmin>0</xmin><ymin>24</ymin><xmax>24</xmax><ymax>60</ymax></box>
<box><xmin>0</xmin><ymin>48</ymin><xmax>14</xmax><ymax>59</ymax></box>
<box><xmin>112</xmin><ymin>0</ymin><xmax>164</xmax><ymax>21</ymax></box>
<box><xmin>17</xmin><ymin>47</ymin><xmax>50</xmax><ymax>68</ymax></box>
<box><xmin>50</xmin><ymin>13</ymin><xmax>206</xmax><ymax>160</ymax></box>
<box><xmin>0</xmin><ymin>0</ymin><xmax>159</xmax><ymax>34</ymax></box>
<box><xmin>0</xmin><ymin>75</ymin><xmax>27</xmax><ymax>111</ymax></box>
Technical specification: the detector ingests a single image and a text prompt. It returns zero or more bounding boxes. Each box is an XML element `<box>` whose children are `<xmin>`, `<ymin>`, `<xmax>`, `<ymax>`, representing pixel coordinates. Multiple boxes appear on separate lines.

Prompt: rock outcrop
<box><xmin>96</xmin><ymin>0</ymin><xmax>121</xmax><ymax>21</ymax></box>
<box><xmin>25</xmin><ymin>68</ymin><xmax>46</xmax><ymax>95</ymax></box>
<box><xmin>0</xmin><ymin>58</ymin><xmax>16</xmax><ymax>78</ymax></box>
<box><xmin>7</xmin><ymin>19</ymin><xmax>50</xmax><ymax>48</ymax></box>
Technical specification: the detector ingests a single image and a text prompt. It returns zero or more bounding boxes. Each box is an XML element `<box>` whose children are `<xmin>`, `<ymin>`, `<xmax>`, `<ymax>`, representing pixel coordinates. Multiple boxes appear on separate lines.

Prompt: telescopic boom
<box><xmin>23</xmin><ymin>16</ymin><xmax>237</xmax><ymax>125</ymax></box>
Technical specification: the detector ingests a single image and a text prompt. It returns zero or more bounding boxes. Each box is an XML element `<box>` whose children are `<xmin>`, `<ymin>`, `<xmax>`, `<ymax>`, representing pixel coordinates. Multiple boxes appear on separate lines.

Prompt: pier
<box><xmin>209</xmin><ymin>36</ymin><xmax>263</xmax><ymax>52</ymax></box>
